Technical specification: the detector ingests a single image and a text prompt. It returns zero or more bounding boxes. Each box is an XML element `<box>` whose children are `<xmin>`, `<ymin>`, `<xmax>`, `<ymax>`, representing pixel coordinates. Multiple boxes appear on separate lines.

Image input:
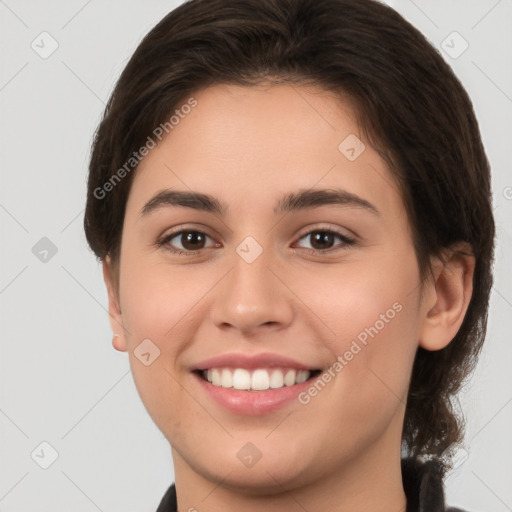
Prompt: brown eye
<box><xmin>159</xmin><ymin>230</ymin><xmax>216</xmax><ymax>255</ymax></box>
<box><xmin>179</xmin><ymin>231</ymin><xmax>207</xmax><ymax>250</ymax></box>
<box><xmin>295</xmin><ymin>229</ymin><xmax>355</xmax><ymax>253</ymax></box>
<box><xmin>309</xmin><ymin>231</ymin><xmax>336</xmax><ymax>250</ymax></box>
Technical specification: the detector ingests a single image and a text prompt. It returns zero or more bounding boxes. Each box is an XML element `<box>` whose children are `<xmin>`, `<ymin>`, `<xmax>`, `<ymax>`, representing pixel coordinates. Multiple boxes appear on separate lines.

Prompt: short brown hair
<box><xmin>84</xmin><ymin>0</ymin><xmax>495</xmax><ymax>474</ymax></box>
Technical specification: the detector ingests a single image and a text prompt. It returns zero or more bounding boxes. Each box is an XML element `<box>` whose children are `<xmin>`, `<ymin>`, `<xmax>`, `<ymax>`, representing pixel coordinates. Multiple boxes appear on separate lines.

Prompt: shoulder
<box><xmin>401</xmin><ymin>457</ymin><xmax>471</xmax><ymax>512</ymax></box>
<box><xmin>155</xmin><ymin>483</ymin><xmax>177</xmax><ymax>512</ymax></box>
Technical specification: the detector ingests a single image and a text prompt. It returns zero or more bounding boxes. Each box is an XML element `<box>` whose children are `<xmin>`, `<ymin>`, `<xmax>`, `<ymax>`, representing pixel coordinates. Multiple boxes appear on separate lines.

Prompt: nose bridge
<box><xmin>209</xmin><ymin>237</ymin><xmax>293</xmax><ymax>333</ymax></box>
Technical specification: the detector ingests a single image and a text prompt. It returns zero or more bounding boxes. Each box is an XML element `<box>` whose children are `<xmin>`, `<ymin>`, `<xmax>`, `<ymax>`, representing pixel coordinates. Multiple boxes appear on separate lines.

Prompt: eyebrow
<box><xmin>140</xmin><ymin>188</ymin><xmax>380</xmax><ymax>217</ymax></box>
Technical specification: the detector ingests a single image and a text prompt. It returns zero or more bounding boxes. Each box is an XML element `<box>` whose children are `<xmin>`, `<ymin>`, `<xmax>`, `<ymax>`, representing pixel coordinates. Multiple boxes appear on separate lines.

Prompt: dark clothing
<box><xmin>156</xmin><ymin>458</ymin><xmax>467</xmax><ymax>511</ymax></box>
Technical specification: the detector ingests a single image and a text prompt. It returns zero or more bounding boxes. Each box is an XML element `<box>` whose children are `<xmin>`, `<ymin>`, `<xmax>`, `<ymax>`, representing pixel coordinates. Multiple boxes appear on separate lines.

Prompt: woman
<box><xmin>84</xmin><ymin>0</ymin><xmax>495</xmax><ymax>510</ymax></box>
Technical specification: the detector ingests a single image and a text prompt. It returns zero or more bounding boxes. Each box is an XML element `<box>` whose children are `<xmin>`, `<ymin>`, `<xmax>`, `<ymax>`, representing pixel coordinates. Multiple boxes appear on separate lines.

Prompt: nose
<box><xmin>209</xmin><ymin>245</ymin><xmax>294</xmax><ymax>337</ymax></box>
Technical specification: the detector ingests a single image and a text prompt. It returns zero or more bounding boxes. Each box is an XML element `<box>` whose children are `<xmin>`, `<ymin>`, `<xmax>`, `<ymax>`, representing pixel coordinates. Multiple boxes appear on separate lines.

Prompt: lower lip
<box><xmin>193</xmin><ymin>372</ymin><xmax>316</xmax><ymax>415</ymax></box>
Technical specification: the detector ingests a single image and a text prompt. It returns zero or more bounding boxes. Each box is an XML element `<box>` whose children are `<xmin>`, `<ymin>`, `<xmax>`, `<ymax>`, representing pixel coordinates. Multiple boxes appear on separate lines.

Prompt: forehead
<box><xmin>166</xmin><ymin>82</ymin><xmax>362</xmax><ymax>162</ymax></box>
<box><xmin>128</xmin><ymin>83</ymin><xmax>404</xmax><ymax>222</ymax></box>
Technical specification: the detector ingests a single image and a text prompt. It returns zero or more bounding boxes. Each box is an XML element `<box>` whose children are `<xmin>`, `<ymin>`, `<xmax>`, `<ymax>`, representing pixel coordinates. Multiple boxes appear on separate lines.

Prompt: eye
<box><xmin>156</xmin><ymin>227</ymin><xmax>356</xmax><ymax>256</ymax></box>
<box><xmin>295</xmin><ymin>229</ymin><xmax>356</xmax><ymax>253</ymax></box>
<box><xmin>157</xmin><ymin>229</ymin><xmax>218</xmax><ymax>255</ymax></box>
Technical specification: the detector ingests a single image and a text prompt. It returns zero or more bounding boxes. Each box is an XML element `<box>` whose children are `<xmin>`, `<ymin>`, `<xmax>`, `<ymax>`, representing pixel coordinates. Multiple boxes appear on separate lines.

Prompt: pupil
<box><xmin>182</xmin><ymin>232</ymin><xmax>204</xmax><ymax>250</ymax></box>
<box><xmin>312</xmin><ymin>232</ymin><xmax>333</xmax><ymax>250</ymax></box>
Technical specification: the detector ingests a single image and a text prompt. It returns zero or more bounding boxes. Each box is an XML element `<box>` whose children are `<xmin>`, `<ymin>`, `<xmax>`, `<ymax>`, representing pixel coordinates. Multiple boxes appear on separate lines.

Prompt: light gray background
<box><xmin>0</xmin><ymin>1</ymin><xmax>510</xmax><ymax>511</ymax></box>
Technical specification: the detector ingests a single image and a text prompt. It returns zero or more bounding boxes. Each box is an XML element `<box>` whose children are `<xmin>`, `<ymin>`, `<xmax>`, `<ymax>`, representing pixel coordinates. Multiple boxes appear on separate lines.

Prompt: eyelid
<box><xmin>294</xmin><ymin>223</ymin><xmax>356</xmax><ymax>242</ymax></box>
<box><xmin>157</xmin><ymin>224</ymin><xmax>216</xmax><ymax>242</ymax></box>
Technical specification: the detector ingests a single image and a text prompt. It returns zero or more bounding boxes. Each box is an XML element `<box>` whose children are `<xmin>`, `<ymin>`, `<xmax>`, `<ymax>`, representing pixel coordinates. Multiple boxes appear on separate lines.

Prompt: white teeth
<box><xmin>251</xmin><ymin>369</ymin><xmax>270</xmax><ymax>390</ymax></box>
<box><xmin>269</xmin><ymin>369</ymin><xmax>284</xmax><ymax>388</ymax></box>
<box><xmin>212</xmin><ymin>368</ymin><xmax>221</xmax><ymax>386</ymax></box>
<box><xmin>221</xmin><ymin>368</ymin><xmax>233</xmax><ymax>388</ymax></box>
<box><xmin>296</xmin><ymin>370</ymin><xmax>310</xmax><ymax>384</ymax></box>
<box><xmin>284</xmin><ymin>369</ymin><xmax>296</xmax><ymax>386</ymax></box>
<box><xmin>203</xmin><ymin>368</ymin><xmax>312</xmax><ymax>390</ymax></box>
<box><xmin>232</xmin><ymin>368</ymin><xmax>251</xmax><ymax>390</ymax></box>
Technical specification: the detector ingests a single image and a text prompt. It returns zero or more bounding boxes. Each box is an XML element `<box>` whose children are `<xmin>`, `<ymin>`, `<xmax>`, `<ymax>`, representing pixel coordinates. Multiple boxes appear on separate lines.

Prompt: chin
<box><xmin>190</xmin><ymin>445</ymin><xmax>317</xmax><ymax>495</ymax></box>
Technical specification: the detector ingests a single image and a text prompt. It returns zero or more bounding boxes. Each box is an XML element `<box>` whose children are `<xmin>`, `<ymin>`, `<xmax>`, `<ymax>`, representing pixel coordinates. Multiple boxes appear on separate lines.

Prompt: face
<box><xmin>106</xmin><ymin>83</ymin><xmax>433</xmax><ymax>492</ymax></box>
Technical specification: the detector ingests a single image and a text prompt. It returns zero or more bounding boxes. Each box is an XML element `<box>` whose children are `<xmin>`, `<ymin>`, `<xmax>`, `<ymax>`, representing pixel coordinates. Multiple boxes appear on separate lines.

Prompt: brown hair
<box><xmin>84</xmin><ymin>0</ymin><xmax>495</xmax><ymax>474</ymax></box>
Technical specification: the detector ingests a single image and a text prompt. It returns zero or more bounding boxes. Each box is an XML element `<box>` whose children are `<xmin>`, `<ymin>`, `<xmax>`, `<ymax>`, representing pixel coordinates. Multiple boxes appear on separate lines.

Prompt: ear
<box><xmin>419</xmin><ymin>242</ymin><xmax>475</xmax><ymax>351</ymax></box>
<box><xmin>102</xmin><ymin>256</ymin><xmax>127</xmax><ymax>352</ymax></box>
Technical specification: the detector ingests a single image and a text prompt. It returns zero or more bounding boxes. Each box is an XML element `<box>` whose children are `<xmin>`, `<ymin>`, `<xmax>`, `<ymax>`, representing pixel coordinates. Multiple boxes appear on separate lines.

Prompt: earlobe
<box><xmin>102</xmin><ymin>256</ymin><xmax>128</xmax><ymax>352</ymax></box>
<box><xmin>112</xmin><ymin>333</ymin><xmax>125</xmax><ymax>352</ymax></box>
<box><xmin>419</xmin><ymin>243</ymin><xmax>475</xmax><ymax>352</ymax></box>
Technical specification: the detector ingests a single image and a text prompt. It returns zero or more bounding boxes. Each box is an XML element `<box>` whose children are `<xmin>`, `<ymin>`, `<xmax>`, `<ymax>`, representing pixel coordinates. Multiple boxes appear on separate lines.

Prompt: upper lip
<box><xmin>193</xmin><ymin>352</ymin><xmax>320</xmax><ymax>371</ymax></box>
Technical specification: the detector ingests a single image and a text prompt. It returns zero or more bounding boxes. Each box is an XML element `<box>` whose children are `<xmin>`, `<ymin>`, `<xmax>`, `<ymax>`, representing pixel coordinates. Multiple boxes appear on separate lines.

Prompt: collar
<box><xmin>156</xmin><ymin>458</ymin><xmax>464</xmax><ymax>512</ymax></box>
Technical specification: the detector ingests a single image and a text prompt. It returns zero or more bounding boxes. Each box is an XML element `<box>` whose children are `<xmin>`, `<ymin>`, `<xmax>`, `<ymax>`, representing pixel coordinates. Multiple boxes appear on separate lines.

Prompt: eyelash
<box><xmin>155</xmin><ymin>227</ymin><xmax>356</xmax><ymax>256</ymax></box>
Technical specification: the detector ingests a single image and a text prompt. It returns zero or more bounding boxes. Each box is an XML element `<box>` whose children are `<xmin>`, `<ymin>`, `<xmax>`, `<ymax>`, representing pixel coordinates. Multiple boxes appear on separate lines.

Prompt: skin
<box><xmin>103</xmin><ymin>83</ymin><xmax>475</xmax><ymax>512</ymax></box>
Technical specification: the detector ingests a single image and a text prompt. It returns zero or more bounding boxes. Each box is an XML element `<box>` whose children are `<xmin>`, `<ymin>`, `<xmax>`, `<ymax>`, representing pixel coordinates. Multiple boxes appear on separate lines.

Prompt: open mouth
<box><xmin>195</xmin><ymin>367</ymin><xmax>322</xmax><ymax>391</ymax></box>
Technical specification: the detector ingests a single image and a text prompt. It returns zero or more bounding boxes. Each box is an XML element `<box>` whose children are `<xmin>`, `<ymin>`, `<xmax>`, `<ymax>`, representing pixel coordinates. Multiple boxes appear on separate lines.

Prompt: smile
<box><xmin>200</xmin><ymin>367</ymin><xmax>321</xmax><ymax>391</ymax></box>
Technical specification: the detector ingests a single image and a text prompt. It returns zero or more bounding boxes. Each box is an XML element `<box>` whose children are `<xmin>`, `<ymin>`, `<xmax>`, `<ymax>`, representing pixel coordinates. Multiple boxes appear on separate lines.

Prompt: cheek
<box><xmin>117</xmin><ymin>249</ymin><xmax>224</xmax><ymax>434</ymax></box>
<box><xmin>289</xmin><ymin>241</ymin><xmax>420</xmax><ymax>350</ymax></box>
<box><xmin>291</xmin><ymin>246</ymin><xmax>420</xmax><ymax>420</ymax></box>
<box><xmin>116</xmin><ymin>256</ymin><xmax>184</xmax><ymax>414</ymax></box>
<box><xmin>119</xmin><ymin>250</ymin><xmax>202</xmax><ymax>342</ymax></box>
